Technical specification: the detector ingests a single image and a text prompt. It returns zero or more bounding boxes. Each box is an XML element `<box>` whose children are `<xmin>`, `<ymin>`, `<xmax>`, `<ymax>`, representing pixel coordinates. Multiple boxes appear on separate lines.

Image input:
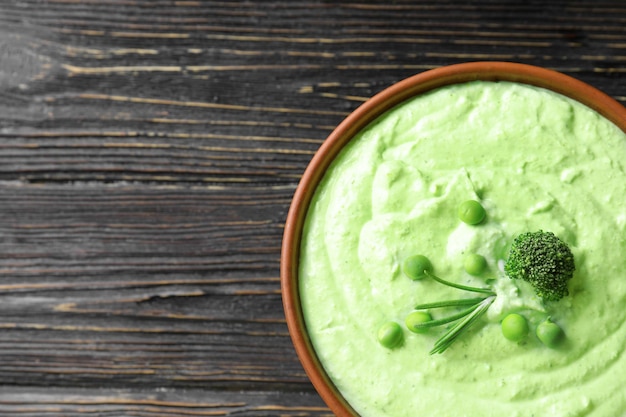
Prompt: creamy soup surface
<box><xmin>299</xmin><ymin>81</ymin><xmax>626</xmax><ymax>417</ymax></box>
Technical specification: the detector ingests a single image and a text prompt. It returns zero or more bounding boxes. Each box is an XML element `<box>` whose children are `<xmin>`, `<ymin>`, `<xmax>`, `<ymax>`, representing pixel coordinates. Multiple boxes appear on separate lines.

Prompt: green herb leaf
<box><xmin>430</xmin><ymin>295</ymin><xmax>496</xmax><ymax>354</ymax></box>
<box><xmin>425</xmin><ymin>271</ymin><xmax>495</xmax><ymax>295</ymax></box>
<box><xmin>414</xmin><ymin>297</ymin><xmax>486</xmax><ymax>310</ymax></box>
<box><xmin>410</xmin><ymin>302</ymin><xmax>485</xmax><ymax>329</ymax></box>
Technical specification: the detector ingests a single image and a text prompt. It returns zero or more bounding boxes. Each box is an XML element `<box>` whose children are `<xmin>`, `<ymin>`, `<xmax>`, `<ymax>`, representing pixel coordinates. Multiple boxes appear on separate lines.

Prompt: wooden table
<box><xmin>0</xmin><ymin>1</ymin><xmax>624</xmax><ymax>415</ymax></box>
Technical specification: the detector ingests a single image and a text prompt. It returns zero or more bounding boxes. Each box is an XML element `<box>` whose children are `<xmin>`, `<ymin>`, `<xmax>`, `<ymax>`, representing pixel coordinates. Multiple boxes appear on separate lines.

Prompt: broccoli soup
<box><xmin>298</xmin><ymin>81</ymin><xmax>626</xmax><ymax>417</ymax></box>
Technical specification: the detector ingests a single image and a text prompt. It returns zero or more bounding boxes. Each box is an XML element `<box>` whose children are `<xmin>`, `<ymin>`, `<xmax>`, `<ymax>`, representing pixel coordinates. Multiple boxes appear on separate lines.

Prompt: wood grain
<box><xmin>0</xmin><ymin>0</ymin><xmax>625</xmax><ymax>415</ymax></box>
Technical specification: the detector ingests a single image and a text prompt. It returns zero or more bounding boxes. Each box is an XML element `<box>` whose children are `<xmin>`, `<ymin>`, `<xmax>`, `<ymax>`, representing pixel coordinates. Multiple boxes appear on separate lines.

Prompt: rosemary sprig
<box><xmin>430</xmin><ymin>296</ymin><xmax>495</xmax><ymax>354</ymax></box>
<box><xmin>414</xmin><ymin>271</ymin><xmax>496</xmax><ymax>354</ymax></box>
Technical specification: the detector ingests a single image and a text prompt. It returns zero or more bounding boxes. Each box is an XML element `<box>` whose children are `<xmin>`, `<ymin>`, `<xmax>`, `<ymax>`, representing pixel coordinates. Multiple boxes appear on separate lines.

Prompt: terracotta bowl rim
<box><xmin>280</xmin><ymin>61</ymin><xmax>626</xmax><ymax>417</ymax></box>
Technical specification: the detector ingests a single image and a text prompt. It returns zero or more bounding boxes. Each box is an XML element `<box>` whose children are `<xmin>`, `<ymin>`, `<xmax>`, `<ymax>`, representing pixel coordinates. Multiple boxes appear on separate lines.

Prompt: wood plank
<box><xmin>0</xmin><ymin>183</ymin><xmax>309</xmax><ymax>391</ymax></box>
<box><xmin>0</xmin><ymin>387</ymin><xmax>331</xmax><ymax>417</ymax></box>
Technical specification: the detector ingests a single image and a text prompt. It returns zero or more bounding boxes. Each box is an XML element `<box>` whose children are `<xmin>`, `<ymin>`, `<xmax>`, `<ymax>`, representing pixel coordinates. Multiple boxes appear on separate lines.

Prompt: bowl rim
<box><xmin>280</xmin><ymin>61</ymin><xmax>626</xmax><ymax>417</ymax></box>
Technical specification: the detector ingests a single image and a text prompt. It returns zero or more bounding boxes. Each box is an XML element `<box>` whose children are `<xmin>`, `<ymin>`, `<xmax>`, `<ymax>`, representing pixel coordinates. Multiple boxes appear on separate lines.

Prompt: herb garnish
<box><xmin>410</xmin><ymin>271</ymin><xmax>496</xmax><ymax>354</ymax></box>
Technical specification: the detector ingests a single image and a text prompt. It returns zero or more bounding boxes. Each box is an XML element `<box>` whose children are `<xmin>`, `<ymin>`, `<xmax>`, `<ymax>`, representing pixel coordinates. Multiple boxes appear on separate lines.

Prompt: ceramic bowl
<box><xmin>280</xmin><ymin>61</ymin><xmax>626</xmax><ymax>417</ymax></box>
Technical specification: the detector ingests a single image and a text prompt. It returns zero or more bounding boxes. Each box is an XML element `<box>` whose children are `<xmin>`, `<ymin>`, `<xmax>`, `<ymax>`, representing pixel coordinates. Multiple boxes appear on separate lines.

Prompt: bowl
<box><xmin>281</xmin><ymin>61</ymin><xmax>626</xmax><ymax>417</ymax></box>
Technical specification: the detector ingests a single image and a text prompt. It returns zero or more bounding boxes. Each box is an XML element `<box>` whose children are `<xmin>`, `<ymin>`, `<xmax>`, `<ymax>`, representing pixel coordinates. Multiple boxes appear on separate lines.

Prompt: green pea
<box><xmin>402</xmin><ymin>254</ymin><xmax>433</xmax><ymax>280</ymax></box>
<box><xmin>464</xmin><ymin>253</ymin><xmax>487</xmax><ymax>276</ymax></box>
<box><xmin>405</xmin><ymin>311</ymin><xmax>432</xmax><ymax>333</ymax></box>
<box><xmin>536</xmin><ymin>319</ymin><xmax>564</xmax><ymax>348</ymax></box>
<box><xmin>501</xmin><ymin>313</ymin><xmax>529</xmax><ymax>342</ymax></box>
<box><xmin>377</xmin><ymin>321</ymin><xmax>403</xmax><ymax>349</ymax></box>
<box><xmin>458</xmin><ymin>200</ymin><xmax>486</xmax><ymax>225</ymax></box>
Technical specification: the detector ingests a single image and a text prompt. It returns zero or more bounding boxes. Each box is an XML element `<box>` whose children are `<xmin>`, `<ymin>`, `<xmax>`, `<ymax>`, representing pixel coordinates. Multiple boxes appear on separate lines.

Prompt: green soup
<box><xmin>299</xmin><ymin>81</ymin><xmax>626</xmax><ymax>417</ymax></box>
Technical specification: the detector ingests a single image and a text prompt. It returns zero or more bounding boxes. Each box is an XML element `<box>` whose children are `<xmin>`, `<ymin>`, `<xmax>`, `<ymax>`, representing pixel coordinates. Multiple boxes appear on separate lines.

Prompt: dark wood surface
<box><xmin>0</xmin><ymin>1</ymin><xmax>624</xmax><ymax>415</ymax></box>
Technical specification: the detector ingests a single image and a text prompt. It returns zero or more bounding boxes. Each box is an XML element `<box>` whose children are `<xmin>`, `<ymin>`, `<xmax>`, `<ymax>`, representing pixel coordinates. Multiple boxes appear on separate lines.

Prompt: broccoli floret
<box><xmin>504</xmin><ymin>230</ymin><xmax>575</xmax><ymax>301</ymax></box>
